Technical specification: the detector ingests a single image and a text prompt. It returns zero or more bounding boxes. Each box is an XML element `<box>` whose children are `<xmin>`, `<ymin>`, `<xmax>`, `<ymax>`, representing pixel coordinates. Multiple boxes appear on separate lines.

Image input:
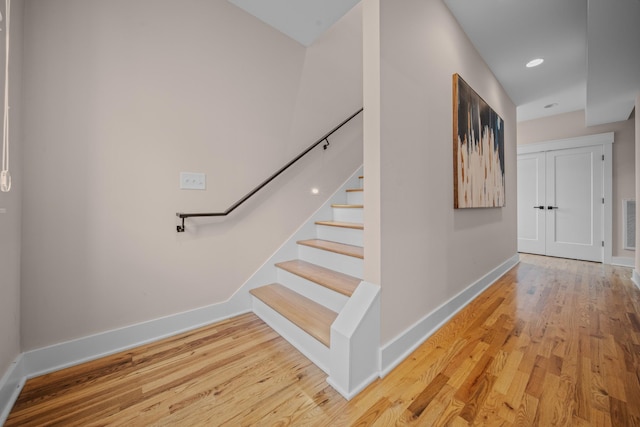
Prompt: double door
<box><xmin>517</xmin><ymin>145</ymin><xmax>603</xmax><ymax>262</ymax></box>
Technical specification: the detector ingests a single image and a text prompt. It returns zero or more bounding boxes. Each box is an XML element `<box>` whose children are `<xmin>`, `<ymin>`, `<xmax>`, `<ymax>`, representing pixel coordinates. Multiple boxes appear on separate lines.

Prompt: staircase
<box><xmin>249</xmin><ymin>174</ymin><xmax>378</xmax><ymax>399</ymax></box>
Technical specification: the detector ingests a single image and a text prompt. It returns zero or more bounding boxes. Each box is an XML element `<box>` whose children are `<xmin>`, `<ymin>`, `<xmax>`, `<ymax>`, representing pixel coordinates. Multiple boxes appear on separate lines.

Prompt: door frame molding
<box><xmin>518</xmin><ymin>132</ymin><xmax>614</xmax><ymax>264</ymax></box>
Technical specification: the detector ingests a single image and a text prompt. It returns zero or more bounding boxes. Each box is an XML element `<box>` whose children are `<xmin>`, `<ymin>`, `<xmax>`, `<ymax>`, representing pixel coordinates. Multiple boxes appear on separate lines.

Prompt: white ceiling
<box><xmin>227</xmin><ymin>0</ymin><xmax>360</xmax><ymax>47</ymax></box>
<box><xmin>228</xmin><ymin>0</ymin><xmax>640</xmax><ymax>125</ymax></box>
<box><xmin>444</xmin><ymin>0</ymin><xmax>640</xmax><ymax>125</ymax></box>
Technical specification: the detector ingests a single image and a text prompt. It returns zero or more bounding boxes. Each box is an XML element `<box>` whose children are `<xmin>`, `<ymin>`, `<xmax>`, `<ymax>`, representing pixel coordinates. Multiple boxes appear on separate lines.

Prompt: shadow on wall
<box><xmin>453</xmin><ymin>207</ymin><xmax>504</xmax><ymax>230</ymax></box>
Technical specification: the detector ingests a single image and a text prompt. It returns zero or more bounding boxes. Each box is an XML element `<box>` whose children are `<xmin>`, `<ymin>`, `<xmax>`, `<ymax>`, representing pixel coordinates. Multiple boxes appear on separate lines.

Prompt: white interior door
<box><xmin>545</xmin><ymin>145</ymin><xmax>603</xmax><ymax>262</ymax></box>
<box><xmin>517</xmin><ymin>152</ymin><xmax>545</xmax><ymax>254</ymax></box>
<box><xmin>517</xmin><ymin>145</ymin><xmax>604</xmax><ymax>262</ymax></box>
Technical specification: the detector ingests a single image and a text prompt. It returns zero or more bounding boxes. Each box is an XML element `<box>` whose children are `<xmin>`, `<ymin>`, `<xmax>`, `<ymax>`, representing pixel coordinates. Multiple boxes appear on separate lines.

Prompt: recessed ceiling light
<box><xmin>526</xmin><ymin>58</ymin><xmax>544</xmax><ymax>68</ymax></box>
<box><xmin>544</xmin><ymin>103</ymin><xmax>558</xmax><ymax>109</ymax></box>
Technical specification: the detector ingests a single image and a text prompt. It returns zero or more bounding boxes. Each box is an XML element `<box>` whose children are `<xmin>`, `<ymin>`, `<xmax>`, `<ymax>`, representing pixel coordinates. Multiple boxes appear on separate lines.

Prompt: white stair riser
<box><xmin>332</xmin><ymin>207</ymin><xmax>363</xmax><ymax>223</ymax></box>
<box><xmin>275</xmin><ymin>269</ymin><xmax>349</xmax><ymax>312</ymax></box>
<box><xmin>316</xmin><ymin>225</ymin><xmax>363</xmax><ymax>247</ymax></box>
<box><xmin>359</xmin><ymin>177</ymin><xmax>364</xmax><ymax>189</ymax></box>
<box><xmin>298</xmin><ymin>245</ymin><xmax>363</xmax><ymax>279</ymax></box>
<box><xmin>252</xmin><ymin>298</ymin><xmax>331</xmax><ymax>374</ymax></box>
<box><xmin>347</xmin><ymin>191</ymin><xmax>363</xmax><ymax>205</ymax></box>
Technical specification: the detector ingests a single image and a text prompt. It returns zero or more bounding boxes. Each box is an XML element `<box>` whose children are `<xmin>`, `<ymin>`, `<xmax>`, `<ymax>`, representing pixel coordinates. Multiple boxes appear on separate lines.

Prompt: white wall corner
<box><xmin>327</xmin><ymin>281</ymin><xmax>381</xmax><ymax>400</ymax></box>
<box><xmin>633</xmin><ymin>269</ymin><xmax>640</xmax><ymax>290</ymax></box>
<box><xmin>379</xmin><ymin>253</ymin><xmax>520</xmax><ymax>377</ymax></box>
<box><xmin>0</xmin><ymin>355</ymin><xmax>27</xmax><ymax>425</ymax></box>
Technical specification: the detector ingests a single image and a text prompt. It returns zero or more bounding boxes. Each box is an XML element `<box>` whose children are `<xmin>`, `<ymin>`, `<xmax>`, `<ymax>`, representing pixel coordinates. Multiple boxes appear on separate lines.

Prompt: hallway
<box><xmin>6</xmin><ymin>254</ymin><xmax>640</xmax><ymax>426</ymax></box>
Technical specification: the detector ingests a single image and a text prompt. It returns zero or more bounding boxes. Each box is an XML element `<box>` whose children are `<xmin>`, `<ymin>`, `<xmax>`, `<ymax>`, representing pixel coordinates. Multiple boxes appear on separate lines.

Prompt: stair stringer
<box><xmin>252</xmin><ymin>298</ymin><xmax>332</xmax><ymax>373</ymax></box>
<box><xmin>235</xmin><ymin>164</ymin><xmax>383</xmax><ymax>400</ymax></box>
<box><xmin>222</xmin><ymin>166</ymin><xmax>363</xmax><ymax>312</ymax></box>
<box><xmin>236</xmin><ymin>167</ymin><xmax>363</xmax><ymax>374</ymax></box>
<box><xmin>327</xmin><ymin>281</ymin><xmax>381</xmax><ymax>400</ymax></box>
<box><xmin>297</xmin><ymin>244</ymin><xmax>363</xmax><ymax>278</ymax></box>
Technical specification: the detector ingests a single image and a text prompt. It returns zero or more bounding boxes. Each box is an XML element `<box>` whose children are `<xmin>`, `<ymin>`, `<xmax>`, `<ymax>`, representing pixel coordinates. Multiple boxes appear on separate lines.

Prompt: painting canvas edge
<box><xmin>452</xmin><ymin>73</ymin><xmax>505</xmax><ymax>209</ymax></box>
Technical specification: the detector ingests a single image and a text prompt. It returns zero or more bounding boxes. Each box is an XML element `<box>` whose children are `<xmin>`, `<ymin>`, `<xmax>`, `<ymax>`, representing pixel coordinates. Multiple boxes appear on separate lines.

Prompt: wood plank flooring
<box><xmin>6</xmin><ymin>254</ymin><xmax>640</xmax><ymax>426</ymax></box>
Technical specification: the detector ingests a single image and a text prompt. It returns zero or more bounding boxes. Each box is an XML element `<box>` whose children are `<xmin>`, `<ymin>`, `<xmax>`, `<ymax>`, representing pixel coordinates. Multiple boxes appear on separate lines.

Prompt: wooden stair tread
<box><xmin>359</xmin><ymin>175</ymin><xmax>364</xmax><ymax>179</ymax></box>
<box><xmin>331</xmin><ymin>204</ymin><xmax>363</xmax><ymax>209</ymax></box>
<box><xmin>346</xmin><ymin>188</ymin><xmax>363</xmax><ymax>192</ymax></box>
<box><xmin>275</xmin><ymin>259</ymin><xmax>360</xmax><ymax>296</ymax></box>
<box><xmin>297</xmin><ymin>239</ymin><xmax>364</xmax><ymax>259</ymax></box>
<box><xmin>315</xmin><ymin>220</ymin><xmax>363</xmax><ymax>230</ymax></box>
<box><xmin>250</xmin><ymin>284</ymin><xmax>336</xmax><ymax>347</ymax></box>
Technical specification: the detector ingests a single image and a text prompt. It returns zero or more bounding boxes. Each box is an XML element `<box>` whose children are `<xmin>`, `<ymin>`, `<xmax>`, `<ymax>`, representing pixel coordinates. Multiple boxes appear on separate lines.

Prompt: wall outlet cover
<box><xmin>180</xmin><ymin>172</ymin><xmax>206</xmax><ymax>190</ymax></box>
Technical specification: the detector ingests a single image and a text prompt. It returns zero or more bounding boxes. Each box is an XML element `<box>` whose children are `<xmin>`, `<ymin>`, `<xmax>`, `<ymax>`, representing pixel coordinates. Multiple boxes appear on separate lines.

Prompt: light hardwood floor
<box><xmin>6</xmin><ymin>254</ymin><xmax>640</xmax><ymax>426</ymax></box>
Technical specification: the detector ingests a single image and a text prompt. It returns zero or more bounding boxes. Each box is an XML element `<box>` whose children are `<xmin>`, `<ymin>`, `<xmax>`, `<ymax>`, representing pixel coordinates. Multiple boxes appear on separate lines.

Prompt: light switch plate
<box><xmin>180</xmin><ymin>172</ymin><xmax>206</xmax><ymax>190</ymax></box>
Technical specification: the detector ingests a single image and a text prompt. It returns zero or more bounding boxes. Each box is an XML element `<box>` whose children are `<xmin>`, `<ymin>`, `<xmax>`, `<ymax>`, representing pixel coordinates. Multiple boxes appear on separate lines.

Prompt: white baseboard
<box><xmin>611</xmin><ymin>257</ymin><xmax>634</xmax><ymax>268</ymax></box>
<box><xmin>379</xmin><ymin>253</ymin><xmax>520</xmax><ymax>377</ymax></box>
<box><xmin>0</xmin><ymin>239</ymin><xmax>303</xmax><ymax>421</ymax></box>
<box><xmin>0</xmin><ymin>355</ymin><xmax>27</xmax><ymax>426</ymax></box>
<box><xmin>633</xmin><ymin>269</ymin><xmax>640</xmax><ymax>290</ymax></box>
<box><xmin>326</xmin><ymin>371</ymin><xmax>379</xmax><ymax>401</ymax></box>
<box><xmin>2</xmin><ymin>300</ymin><xmax>249</xmax><ymax>425</ymax></box>
<box><xmin>21</xmin><ymin>304</ymin><xmax>252</xmax><ymax>381</ymax></box>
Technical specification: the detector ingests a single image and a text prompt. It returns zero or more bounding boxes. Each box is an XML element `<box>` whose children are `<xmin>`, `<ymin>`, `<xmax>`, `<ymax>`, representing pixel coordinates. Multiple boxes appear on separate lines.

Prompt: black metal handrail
<box><xmin>176</xmin><ymin>108</ymin><xmax>363</xmax><ymax>232</ymax></box>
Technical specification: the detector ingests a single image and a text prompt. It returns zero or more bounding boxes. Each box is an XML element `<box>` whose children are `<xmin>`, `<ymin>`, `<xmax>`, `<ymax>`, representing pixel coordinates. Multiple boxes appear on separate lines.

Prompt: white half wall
<box><xmin>328</xmin><ymin>280</ymin><xmax>381</xmax><ymax>400</ymax></box>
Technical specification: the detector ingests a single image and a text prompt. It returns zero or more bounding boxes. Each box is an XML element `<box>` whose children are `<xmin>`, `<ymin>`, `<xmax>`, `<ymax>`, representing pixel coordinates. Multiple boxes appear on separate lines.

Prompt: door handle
<box><xmin>533</xmin><ymin>206</ymin><xmax>545</xmax><ymax>209</ymax></box>
<box><xmin>547</xmin><ymin>206</ymin><xmax>558</xmax><ymax>210</ymax></box>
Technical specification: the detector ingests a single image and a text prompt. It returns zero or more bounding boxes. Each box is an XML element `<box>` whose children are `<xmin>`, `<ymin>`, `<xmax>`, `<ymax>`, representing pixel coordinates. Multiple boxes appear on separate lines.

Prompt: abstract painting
<box><xmin>453</xmin><ymin>74</ymin><xmax>505</xmax><ymax>208</ymax></box>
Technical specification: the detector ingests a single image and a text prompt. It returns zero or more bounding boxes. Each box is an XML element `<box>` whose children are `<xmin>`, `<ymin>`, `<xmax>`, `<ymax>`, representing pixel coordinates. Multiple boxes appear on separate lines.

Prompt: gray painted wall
<box><xmin>0</xmin><ymin>0</ymin><xmax>23</xmax><ymax>378</ymax></box>
<box><xmin>19</xmin><ymin>0</ymin><xmax>363</xmax><ymax>350</ymax></box>
<box><xmin>364</xmin><ymin>0</ymin><xmax>518</xmax><ymax>345</ymax></box>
